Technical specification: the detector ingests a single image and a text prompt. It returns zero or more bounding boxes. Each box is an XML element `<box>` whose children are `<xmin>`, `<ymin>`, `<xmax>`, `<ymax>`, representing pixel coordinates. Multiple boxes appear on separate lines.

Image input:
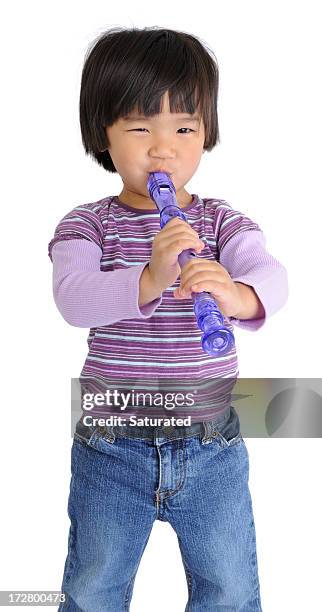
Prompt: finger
<box><xmin>163</xmin><ymin>231</ymin><xmax>203</xmax><ymax>244</ymax></box>
<box><xmin>180</xmin><ymin>261</ymin><xmax>219</xmax><ymax>280</ymax></box>
<box><xmin>161</xmin><ymin>219</ymin><xmax>202</xmax><ymax>241</ymax></box>
<box><xmin>181</xmin><ymin>258</ymin><xmax>219</xmax><ymax>272</ymax></box>
<box><xmin>181</xmin><ymin>275</ymin><xmax>224</xmax><ymax>294</ymax></box>
<box><xmin>191</xmin><ymin>281</ymin><xmax>224</xmax><ymax>295</ymax></box>
<box><xmin>190</xmin><ymin>284</ymin><xmax>207</xmax><ymax>292</ymax></box>
<box><xmin>163</xmin><ymin>232</ymin><xmax>203</xmax><ymax>248</ymax></box>
<box><xmin>174</xmin><ymin>286</ymin><xmax>192</xmax><ymax>299</ymax></box>
<box><xmin>162</xmin><ymin>236</ymin><xmax>205</xmax><ymax>253</ymax></box>
<box><xmin>180</xmin><ymin>262</ymin><xmax>218</xmax><ymax>278</ymax></box>
<box><xmin>180</xmin><ymin>269</ymin><xmax>222</xmax><ymax>289</ymax></box>
<box><xmin>174</xmin><ymin>287</ymin><xmax>187</xmax><ymax>298</ymax></box>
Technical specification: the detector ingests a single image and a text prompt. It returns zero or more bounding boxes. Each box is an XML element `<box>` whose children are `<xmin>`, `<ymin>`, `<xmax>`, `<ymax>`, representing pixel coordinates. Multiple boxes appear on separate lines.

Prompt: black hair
<box><xmin>79</xmin><ymin>26</ymin><xmax>220</xmax><ymax>172</ymax></box>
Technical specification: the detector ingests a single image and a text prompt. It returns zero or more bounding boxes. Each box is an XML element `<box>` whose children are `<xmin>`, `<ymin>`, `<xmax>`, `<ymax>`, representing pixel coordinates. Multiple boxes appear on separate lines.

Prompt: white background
<box><xmin>1</xmin><ymin>1</ymin><xmax>321</xmax><ymax>610</ymax></box>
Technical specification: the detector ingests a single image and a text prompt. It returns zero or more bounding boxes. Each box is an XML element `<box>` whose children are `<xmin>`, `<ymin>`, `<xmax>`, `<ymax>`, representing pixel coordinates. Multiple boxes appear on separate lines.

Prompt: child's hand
<box><xmin>148</xmin><ymin>218</ymin><xmax>205</xmax><ymax>294</ymax></box>
<box><xmin>174</xmin><ymin>258</ymin><xmax>243</xmax><ymax>318</ymax></box>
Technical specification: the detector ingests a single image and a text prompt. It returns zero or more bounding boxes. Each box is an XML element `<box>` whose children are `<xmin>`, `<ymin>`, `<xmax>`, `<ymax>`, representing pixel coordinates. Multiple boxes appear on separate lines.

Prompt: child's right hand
<box><xmin>148</xmin><ymin>218</ymin><xmax>205</xmax><ymax>294</ymax></box>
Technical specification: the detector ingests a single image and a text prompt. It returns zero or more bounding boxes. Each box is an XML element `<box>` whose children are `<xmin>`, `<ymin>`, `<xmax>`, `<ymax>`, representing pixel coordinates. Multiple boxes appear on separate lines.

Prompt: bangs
<box><xmin>105</xmin><ymin>32</ymin><xmax>204</xmax><ymax>121</ymax></box>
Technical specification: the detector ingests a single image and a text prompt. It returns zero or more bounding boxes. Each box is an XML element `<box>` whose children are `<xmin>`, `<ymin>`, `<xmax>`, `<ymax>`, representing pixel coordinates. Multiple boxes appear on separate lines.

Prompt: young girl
<box><xmin>48</xmin><ymin>26</ymin><xmax>288</xmax><ymax>611</ymax></box>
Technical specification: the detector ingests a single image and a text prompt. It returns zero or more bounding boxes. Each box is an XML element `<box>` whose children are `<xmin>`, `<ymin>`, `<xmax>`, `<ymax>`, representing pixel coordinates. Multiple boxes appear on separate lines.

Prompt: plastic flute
<box><xmin>147</xmin><ymin>172</ymin><xmax>235</xmax><ymax>356</ymax></box>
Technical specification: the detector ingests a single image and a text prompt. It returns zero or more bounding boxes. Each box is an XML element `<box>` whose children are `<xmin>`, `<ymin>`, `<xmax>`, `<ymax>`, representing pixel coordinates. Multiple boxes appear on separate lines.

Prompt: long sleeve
<box><xmin>50</xmin><ymin>239</ymin><xmax>162</xmax><ymax>327</ymax></box>
<box><xmin>219</xmin><ymin>229</ymin><xmax>288</xmax><ymax>331</ymax></box>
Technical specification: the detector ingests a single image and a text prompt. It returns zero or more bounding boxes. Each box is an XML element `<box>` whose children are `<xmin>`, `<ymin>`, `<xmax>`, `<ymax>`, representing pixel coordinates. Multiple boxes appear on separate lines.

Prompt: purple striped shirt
<box><xmin>48</xmin><ymin>194</ymin><xmax>288</xmax><ymax>423</ymax></box>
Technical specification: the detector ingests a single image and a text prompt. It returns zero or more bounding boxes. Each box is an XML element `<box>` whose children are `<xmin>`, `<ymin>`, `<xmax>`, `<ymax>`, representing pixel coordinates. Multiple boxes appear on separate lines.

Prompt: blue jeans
<box><xmin>59</xmin><ymin>407</ymin><xmax>263</xmax><ymax>611</ymax></box>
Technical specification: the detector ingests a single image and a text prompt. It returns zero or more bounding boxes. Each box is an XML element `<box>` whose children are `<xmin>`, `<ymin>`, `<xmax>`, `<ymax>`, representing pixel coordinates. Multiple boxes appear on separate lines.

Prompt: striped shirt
<box><xmin>48</xmin><ymin>194</ymin><xmax>288</xmax><ymax>423</ymax></box>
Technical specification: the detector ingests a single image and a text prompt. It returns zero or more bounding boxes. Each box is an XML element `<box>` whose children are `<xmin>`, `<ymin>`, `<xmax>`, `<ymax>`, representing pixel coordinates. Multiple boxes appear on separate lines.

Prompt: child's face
<box><xmin>105</xmin><ymin>91</ymin><xmax>205</xmax><ymax>204</ymax></box>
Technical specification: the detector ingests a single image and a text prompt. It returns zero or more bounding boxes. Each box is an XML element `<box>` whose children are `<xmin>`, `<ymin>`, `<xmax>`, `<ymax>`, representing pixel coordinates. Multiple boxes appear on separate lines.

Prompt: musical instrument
<box><xmin>147</xmin><ymin>172</ymin><xmax>235</xmax><ymax>356</ymax></box>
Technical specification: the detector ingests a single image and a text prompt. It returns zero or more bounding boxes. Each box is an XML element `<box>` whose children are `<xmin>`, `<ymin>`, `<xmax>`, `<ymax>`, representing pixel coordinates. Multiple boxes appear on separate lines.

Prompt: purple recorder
<box><xmin>147</xmin><ymin>172</ymin><xmax>235</xmax><ymax>357</ymax></box>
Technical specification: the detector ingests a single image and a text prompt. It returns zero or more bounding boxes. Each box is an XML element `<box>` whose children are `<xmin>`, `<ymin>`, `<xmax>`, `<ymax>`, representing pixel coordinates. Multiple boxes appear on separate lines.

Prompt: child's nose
<box><xmin>149</xmin><ymin>140</ymin><xmax>176</xmax><ymax>158</ymax></box>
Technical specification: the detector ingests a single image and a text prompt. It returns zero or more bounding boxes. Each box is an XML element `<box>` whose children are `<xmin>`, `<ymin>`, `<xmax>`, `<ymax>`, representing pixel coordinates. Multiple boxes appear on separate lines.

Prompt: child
<box><xmin>48</xmin><ymin>26</ymin><xmax>288</xmax><ymax>611</ymax></box>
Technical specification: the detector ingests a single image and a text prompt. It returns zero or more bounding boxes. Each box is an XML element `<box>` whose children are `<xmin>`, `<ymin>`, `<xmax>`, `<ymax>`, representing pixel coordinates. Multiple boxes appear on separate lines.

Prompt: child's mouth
<box><xmin>148</xmin><ymin>170</ymin><xmax>173</xmax><ymax>176</ymax></box>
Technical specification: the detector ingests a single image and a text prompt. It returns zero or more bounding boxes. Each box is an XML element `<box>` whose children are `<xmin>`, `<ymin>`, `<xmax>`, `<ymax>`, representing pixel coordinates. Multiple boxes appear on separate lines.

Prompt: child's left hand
<box><xmin>173</xmin><ymin>257</ymin><xmax>243</xmax><ymax>318</ymax></box>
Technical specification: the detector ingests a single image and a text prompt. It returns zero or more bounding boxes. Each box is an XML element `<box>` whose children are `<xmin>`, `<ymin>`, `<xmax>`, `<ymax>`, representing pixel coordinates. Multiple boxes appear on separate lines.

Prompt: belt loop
<box><xmin>104</xmin><ymin>425</ymin><xmax>115</xmax><ymax>443</ymax></box>
<box><xmin>201</xmin><ymin>420</ymin><xmax>213</xmax><ymax>445</ymax></box>
<box><xmin>96</xmin><ymin>424</ymin><xmax>115</xmax><ymax>443</ymax></box>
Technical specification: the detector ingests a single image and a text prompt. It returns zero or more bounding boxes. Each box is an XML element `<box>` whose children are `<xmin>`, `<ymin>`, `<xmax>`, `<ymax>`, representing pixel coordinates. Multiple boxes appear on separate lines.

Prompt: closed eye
<box><xmin>129</xmin><ymin>128</ymin><xmax>195</xmax><ymax>134</ymax></box>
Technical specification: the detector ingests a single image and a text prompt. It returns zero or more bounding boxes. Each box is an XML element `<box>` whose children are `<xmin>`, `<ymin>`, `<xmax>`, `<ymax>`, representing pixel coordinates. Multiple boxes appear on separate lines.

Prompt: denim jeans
<box><xmin>58</xmin><ymin>407</ymin><xmax>262</xmax><ymax>611</ymax></box>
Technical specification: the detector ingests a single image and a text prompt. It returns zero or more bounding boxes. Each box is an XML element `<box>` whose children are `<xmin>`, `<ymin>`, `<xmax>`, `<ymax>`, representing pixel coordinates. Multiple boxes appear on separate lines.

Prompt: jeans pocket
<box><xmin>213</xmin><ymin>406</ymin><xmax>244</xmax><ymax>448</ymax></box>
<box><xmin>214</xmin><ymin>429</ymin><xmax>244</xmax><ymax>448</ymax></box>
<box><xmin>82</xmin><ymin>428</ymin><xmax>116</xmax><ymax>453</ymax></box>
<box><xmin>74</xmin><ymin>419</ymin><xmax>115</xmax><ymax>450</ymax></box>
